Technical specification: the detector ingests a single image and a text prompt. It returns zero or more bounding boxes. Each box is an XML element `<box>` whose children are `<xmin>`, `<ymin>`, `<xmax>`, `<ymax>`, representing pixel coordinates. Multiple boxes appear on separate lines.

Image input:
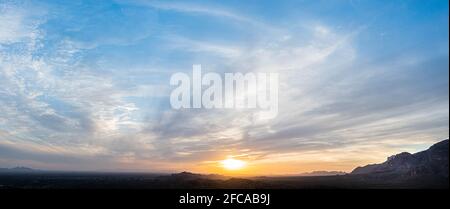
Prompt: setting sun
<box><xmin>221</xmin><ymin>158</ymin><xmax>246</xmax><ymax>170</ymax></box>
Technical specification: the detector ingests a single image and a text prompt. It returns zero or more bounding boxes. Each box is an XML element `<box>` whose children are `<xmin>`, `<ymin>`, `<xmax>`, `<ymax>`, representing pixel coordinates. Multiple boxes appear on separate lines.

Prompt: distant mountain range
<box><xmin>0</xmin><ymin>167</ymin><xmax>36</xmax><ymax>173</ymax></box>
<box><xmin>1</xmin><ymin>139</ymin><xmax>448</xmax><ymax>189</ymax></box>
<box><xmin>298</xmin><ymin>171</ymin><xmax>347</xmax><ymax>176</ymax></box>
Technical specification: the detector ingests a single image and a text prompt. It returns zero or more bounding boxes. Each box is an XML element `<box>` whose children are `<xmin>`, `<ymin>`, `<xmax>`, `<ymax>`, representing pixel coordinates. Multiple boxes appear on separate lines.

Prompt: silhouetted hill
<box><xmin>349</xmin><ymin>139</ymin><xmax>448</xmax><ymax>188</ymax></box>
<box><xmin>168</xmin><ymin>172</ymin><xmax>228</xmax><ymax>180</ymax></box>
<box><xmin>0</xmin><ymin>167</ymin><xmax>35</xmax><ymax>173</ymax></box>
<box><xmin>351</xmin><ymin>139</ymin><xmax>449</xmax><ymax>177</ymax></box>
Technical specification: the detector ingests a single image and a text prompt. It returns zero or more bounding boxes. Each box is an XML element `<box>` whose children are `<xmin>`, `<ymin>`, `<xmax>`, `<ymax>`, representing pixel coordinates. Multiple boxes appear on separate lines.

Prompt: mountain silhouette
<box><xmin>0</xmin><ymin>139</ymin><xmax>448</xmax><ymax>189</ymax></box>
<box><xmin>351</xmin><ymin>139</ymin><xmax>449</xmax><ymax>179</ymax></box>
<box><xmin>0</xmin><ymin>167</ymin><xmax>35</xmax><ymax>173</ymax></box>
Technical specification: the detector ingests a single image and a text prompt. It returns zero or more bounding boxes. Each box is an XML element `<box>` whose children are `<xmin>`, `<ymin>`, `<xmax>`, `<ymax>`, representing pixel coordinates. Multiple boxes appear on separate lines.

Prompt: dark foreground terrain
<box><xmin>1</xmin><ymin>139</ymin><xmax>447</xmax><ymax>189</ymax></box>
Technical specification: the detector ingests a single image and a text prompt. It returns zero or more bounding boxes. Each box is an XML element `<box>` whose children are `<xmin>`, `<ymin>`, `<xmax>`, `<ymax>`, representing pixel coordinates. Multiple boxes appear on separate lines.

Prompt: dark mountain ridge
<box><xmin>0</xmin><ymin>167</ymin><xmax>36</xmax><ymax>173</ymax></box>
<box><xmin>1</xmin><ymin>139</ymin><xmax>448</xmax><ymax>189</ymax></box>
<box><xmin>351</xmin><ymin>139</ymin><xmax>449</xmax><ymax>180</ymax></box>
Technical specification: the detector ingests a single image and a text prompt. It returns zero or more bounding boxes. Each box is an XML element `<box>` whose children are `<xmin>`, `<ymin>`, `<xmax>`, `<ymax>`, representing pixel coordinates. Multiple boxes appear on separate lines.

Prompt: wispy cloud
<box><xmin>120</xmin><ymin>0</ymin><xmax>279</xmax><ymax>32</ymax></box>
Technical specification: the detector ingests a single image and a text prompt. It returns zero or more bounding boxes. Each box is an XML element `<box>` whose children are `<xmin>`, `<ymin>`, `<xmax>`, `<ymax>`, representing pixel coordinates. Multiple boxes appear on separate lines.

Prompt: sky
<box><xmin>0</xmin><ymin>0</ymin><xmax>448</xmax><ymax>175</ymax></box>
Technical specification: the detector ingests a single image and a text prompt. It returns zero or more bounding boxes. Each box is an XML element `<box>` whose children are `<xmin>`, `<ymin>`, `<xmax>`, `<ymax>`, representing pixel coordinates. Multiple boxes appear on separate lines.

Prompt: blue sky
<box><xmin>0</xmin><ymin>0</ymin><xmax>448</xmax><ymax>174</ymax></box>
